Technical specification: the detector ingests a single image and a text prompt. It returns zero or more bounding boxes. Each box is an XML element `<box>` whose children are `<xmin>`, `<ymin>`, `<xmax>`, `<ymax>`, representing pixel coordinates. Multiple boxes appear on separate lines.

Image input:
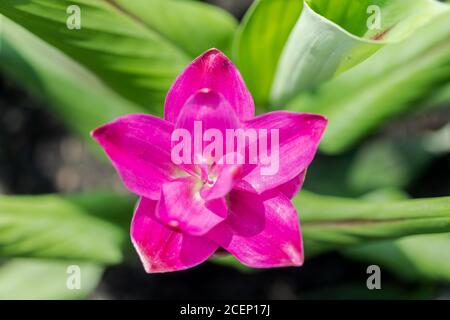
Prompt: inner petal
<box><xmin>172</xmin><ymin>89</ymin><xmax>241</xmax><ymax>172</ymax></box>
<box><xmin>156</xmin><ymin>176</ymin><xmax>228</xmax><ymax>236</ymax></box>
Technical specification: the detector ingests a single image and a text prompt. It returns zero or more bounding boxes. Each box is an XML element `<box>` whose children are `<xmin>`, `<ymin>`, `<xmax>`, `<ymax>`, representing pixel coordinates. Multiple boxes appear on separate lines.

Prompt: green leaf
<box><xmin>345</xmin><ymin>233</ymin><xmax>450</xmax><ymax>282</ymax></box>
<box><xmin>294</xmin><ymin>191</ymin><xmax>450</xmax><ymax>255</ymax></box>
<box><xmin>211</xmin><ymin>190</ymin><xmax>450</xmax><ymax>271</ymax></box>
<box><xmin>0</xmin><ymin>259</ymin><xmax>103</xmax><ymax>299</ymax></box>
<box><xmin>0</xmin><ymin>193</ymin><xmax>130</xmax><ymax>264</ymax></box>
<box><xmin>0</xmin><ymin>0</ymin><xmax>237</xmax><ymax>113</ymax></box>
<box><xmin>343</xmin><ymin>190</ymin><xmax>450</xmax><ymax>283</ymax></box>
<box><xmin>233</xmin><ymin>0</ymin><xmax>303</xmax><ymax>108</ymax></box>
<box><xmin>110</xmin><ymin>0</ymin><xmax>236</xmax><ymax>57</ymax></box>
<box><xmin>307</xmin><ymin>0</ymin><xmax>446</xmax><ymax>41</ymax></box>
<box><xmin>0</xmin><ymin>17</ymin><xmax>143</xmax><ymax>143</ymax></box>
<box><xmin>271</xmin><ymin>0</ymin><xmax>448</xmax><ymax>104</ymax></box>
<box><xmin>288</xmin><ymin>11</ymin><xmax>450</xmax><ymax>154</ymax></box>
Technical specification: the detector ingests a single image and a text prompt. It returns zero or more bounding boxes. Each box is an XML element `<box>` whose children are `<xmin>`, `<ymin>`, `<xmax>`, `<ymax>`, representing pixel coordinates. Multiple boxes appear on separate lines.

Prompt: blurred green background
<box><xmin>0</xmin><ymin>0</ymin><xmax>449</xmax><ymax>299</ymax></box>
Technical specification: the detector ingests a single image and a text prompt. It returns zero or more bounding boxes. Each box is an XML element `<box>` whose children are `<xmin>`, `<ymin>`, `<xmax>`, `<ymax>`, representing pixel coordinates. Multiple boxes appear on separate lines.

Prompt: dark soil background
<box><xmin>0</xmin><ymin>0</ymin><xmax>449</xmax><ymax>299</ymax></box>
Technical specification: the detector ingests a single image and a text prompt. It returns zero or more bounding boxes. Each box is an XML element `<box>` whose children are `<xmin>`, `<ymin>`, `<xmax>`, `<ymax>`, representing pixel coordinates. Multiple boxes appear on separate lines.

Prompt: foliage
<box><xmin>0</xmin><ymin>0</ymin><xmax>449</xmax><ymax>298</ymax></box>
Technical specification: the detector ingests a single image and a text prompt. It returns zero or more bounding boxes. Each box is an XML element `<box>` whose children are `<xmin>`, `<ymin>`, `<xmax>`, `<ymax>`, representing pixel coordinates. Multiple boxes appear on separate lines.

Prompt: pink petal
<box><xmin>277</xmin><ymin>171</ymin><xmax>307</xmax><ymax>199</ymax></box>
<box><xmin>92</xmin><ymin>114</ymin><xmax>177</xmax><ymax>200</ymax></box>
<box><xmin>173</xmin><ymin>89</ymin><xmax>241</xmax><ymax>167</ymax></box>
<box><xmin>156</xmin><ymin>177</ymin><xmax>227</xmax><ymax>236</ymax></box>
<box><xmin>175</xmin><ymin>89</ymin><xmax>241</xmax><ymax>159</ymax></box>
<box><xmin>208</xmin><ymin>189</ymin><xmax>303</xmax><ymax>268</ymax></box>
<box><xmin>165</xmin><ymin>49</ymin><xmax>255</xmax><ymax>123</ymax></box>
<box><xmin>175</xmin><ymin>89</ymin><xmax>241</xmax><ymax>133</ymax></box>
<box><xmin>131</xmin><ymin>198</ymin><xmax>218</xmax><ymax>273</ymax></box>
<box><xmin>236</xmin><ymin>111</ymin><xmax>327</xmax><ymax>194</ymax></box>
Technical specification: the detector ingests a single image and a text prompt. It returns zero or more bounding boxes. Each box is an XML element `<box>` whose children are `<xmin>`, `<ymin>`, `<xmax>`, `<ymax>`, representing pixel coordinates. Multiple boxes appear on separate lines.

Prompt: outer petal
<box><xmin>277</xmin><ymin>171</ymin><xmax>307</xmax><ymax>199</ymax></box>
<box><xmin>208</xmin><ymin>189</ymin><xmax>303</xmax><ymax>268</ymax></box>
<box><xmin>131</xmin><ymin>198</ymin><xmax>218</xmax><ymax>273</ymax></box>
<box><xmin>236</xmin><ymin>111</ymin><xmax>327</xmax><ymax>194</ymax></box>
<box><xmin>156</xmin><ymin>177</ymin><xmax>227</xmax><ymax>236</ymax></box>
<box><xmin>165</xmin><ymin>49</ymin><xmax>255</xmax><ymax>123</ymax></box>
<box><xmin>92</xmin><ymin>114</ymin><xmax>177</xmax><ymax>199</ymax></box>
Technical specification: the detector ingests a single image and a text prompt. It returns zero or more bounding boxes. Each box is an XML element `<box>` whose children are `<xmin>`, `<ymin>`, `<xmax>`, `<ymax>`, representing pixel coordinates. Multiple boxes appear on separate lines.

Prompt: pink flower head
<box><xmin>92</xmin><ymin>49</ymin><xmax>327</xmax><ymax>273</ymax></box>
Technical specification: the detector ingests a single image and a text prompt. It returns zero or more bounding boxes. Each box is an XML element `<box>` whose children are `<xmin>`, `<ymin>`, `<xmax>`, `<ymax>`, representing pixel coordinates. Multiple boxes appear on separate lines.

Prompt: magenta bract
<box><xmin>92</xmin><ymin>49</ymin><xmax>327</xmax><ymax>273</ymax></box>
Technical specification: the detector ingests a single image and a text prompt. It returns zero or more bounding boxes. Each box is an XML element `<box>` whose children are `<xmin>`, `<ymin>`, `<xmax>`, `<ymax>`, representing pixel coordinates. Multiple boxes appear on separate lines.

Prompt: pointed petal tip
<box><xmin>90</xmin><ymin>114</ymin><xmax>176</xmax><ymax>199</ymax></box>
<box><xmin>230</xmin><ymin>244</ymin><xmax>304</xmax><ymax>269</ymax></box>
<box><xmin>199</xmin><ymin>48</ymin><xmax>227</xmax><ymax>61</ymax></box>
<box><xmin>90</xmin><ymin>124</ymin><xmax>107</xmax><ymax>142</ymax></box>
<box><xmin>91</xmin><ymin>114</ymin><xmax>157</xmax><ymax>142</ymax></box>
<box><xmin>164</xmin><ymin>48</ymin><xmax>254</xmax><ymax>123</ymax></box>
<box><xmin>195</xmin><ymin>48</ymin><xmax>234</xmax><ymax>75</ymax></box>
<box><xmin>131</xmin><ymin>198</ymin><xmax>218</xmax><ymax>273</ymax></box>
<box><xmin>207</xmin><ymin>190</ymin><xmax>305</xmax><ymax>269</ymax></box>
<box><xmin>133</xmin><ymin>239</ymin><xmax>196</xmax><ymax>274</ymax></box>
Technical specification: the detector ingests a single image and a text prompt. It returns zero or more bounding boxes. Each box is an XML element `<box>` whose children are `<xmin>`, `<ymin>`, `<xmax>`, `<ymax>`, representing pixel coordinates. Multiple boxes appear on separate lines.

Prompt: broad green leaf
<box><xmin>0</xmin><ymin>193</ymin><xmax>130</xmax><ymax>264</ymax></box>
<box><xmin>211</xmin><ymin>190</ymin><xmax>450</xmax><ymax>270</ymax></box>
<box><xmin>110</xmin><ymin>0</ymin><xmax>236</xmax><ymax>58</ymax></box>
<box><xmin>294</xmin><ymin>191</ymin><xmax>450</xmax><ymax>255</ymax></box>
<box><xmin>271</xmin><ymin>0</ymin><xmax>448</xmax><ymax>104</ymax></box>
<box><xmin>288</xmin><ymin>11</ymin><xmax>450</xmax><ymax>154</ymax></box>
<box><xmin>233</xmin><ymin>0</ymin><xmax>303</xmax><ymax>108</ymax></box>
<box><xmin>0</xmin><ymin>259</ymin><xmax>103</xmax><ymax>299</ymax></box>
<box><xmin>360</xmin><ymin>188</ymin><xmax>410</xmax><ymax>202</ymax></box>
<box><xmin>345</xmin><ymin>233</ymin><xmax>450</xmax><ymax>282</ymax></box>
<box><xmin>0</xmin><ymin>17</ymin><xmax>142</xmax><ymax>143</ymax></box>
<box><xmin>0</xmin><ymin>0</ymin><xmax>237</xmax><ymax>113</ymax></box>
<box><xmin>307</xmin><ymin>0</ymin><xmax>446</xmax><ymax>41</ymax></box>
<box><xmin>343</xmin><ymin>190</ymin><xmax>450</xmax><ymax>283</ymax></box>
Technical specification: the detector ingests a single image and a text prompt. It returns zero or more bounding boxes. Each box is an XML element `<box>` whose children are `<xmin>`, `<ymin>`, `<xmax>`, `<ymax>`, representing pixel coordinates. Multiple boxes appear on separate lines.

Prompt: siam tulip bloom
<box><xmin>92</xmin><ymin>49</ymin><xmax>327</xmax><ymax>273</ymax></box>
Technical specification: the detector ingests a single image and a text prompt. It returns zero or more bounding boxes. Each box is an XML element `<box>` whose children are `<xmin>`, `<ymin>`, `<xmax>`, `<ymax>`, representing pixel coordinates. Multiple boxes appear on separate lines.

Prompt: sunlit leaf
<box><xmin>271</xmin><ymin>0</ymin><xmax>448</xmax><ymax>104</ymax></box>
<box><xmin>211</xmin><ymin>190</ymin><xmax>450</xmax><ymax>269</ymax></box>
<box><xmin>294</xmin><ymin>191</ymin><xmax>450</xmax><ymax>255</ymax></box>
<box><xmin>233</xmin><ymin>0</ymin><xmax>302</xmax><ymax>108</ymax></box>
<box><xmin>0</xmin><ymin>193</ymin><xmax>132</xmax><ymax>264</ymax></box>
<box><xmin>0</xmin><ymin>0</ymin><xmax>237</xmax><ymax>113</ymax></box>
<box><xmin>345</xmin><ymin>233</ymin><xmax>450</xmax><ymax>282</ymax></box>
<box><xmin>288</xmin><ymin>11</ymin><xmax>450</xmax><ymax>154</ymax></box>
<box><xmin>0</xmin><ymin>259</ymin><xmax>103</xmax><ymax>299</ymax></box>
<box><xmin>0</xmin><ymin>17</ymin><xmax>142</xmax><ymax>143</ymax></box>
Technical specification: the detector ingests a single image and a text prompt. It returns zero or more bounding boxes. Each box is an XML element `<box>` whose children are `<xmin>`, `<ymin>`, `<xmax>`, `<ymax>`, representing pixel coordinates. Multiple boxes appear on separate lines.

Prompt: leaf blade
<box><xmin>233</xmin><ymin>0</ymin><xmax>303</xmax><ymax>108</ymax></box>
<box><xmin>0</xmin><ymin>17</ymin><xmax>143</xmax><ymax>143</ymax></box>
<box><xmin>0</xmin><ymin>0</ymin><xmax>237</xmax><ymax>112</ymax></box>
<box><xmin>294</xmin><ymin>191</ymin><xmax>450</xmax><ymax>255</ymax></box>
<box><xmin>271</xmin><ymin>0</ymin><xmax>448</xmax><ymax>104</ymax></box>
<box><xmin>0</xmin><ymin>193</ymin><xmax>131</xmax><ymax>264</ymax></box>
<box><xmin>288</xmin><ymin>11</ymin><xmax>450</xmax><ymax>154</ymax></box>
<box><xmin>0</xmin><ymin>259</ymin><xmax>103</xmax><ymax>299</ymax></box>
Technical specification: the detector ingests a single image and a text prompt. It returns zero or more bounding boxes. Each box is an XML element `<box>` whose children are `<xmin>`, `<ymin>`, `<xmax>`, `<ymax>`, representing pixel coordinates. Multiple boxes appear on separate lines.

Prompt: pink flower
<box><xmin>92</xmin><ymin>49</ymin><xmax>327</xmax><ymax>273</ymax></box>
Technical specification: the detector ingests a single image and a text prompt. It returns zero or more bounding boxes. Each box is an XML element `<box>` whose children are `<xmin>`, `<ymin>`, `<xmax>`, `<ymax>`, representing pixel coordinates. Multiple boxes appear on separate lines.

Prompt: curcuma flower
<box><xmin>92</xmin><ymin>49</ymin><xmax>327</xmax><ymax>273</ymax></box>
